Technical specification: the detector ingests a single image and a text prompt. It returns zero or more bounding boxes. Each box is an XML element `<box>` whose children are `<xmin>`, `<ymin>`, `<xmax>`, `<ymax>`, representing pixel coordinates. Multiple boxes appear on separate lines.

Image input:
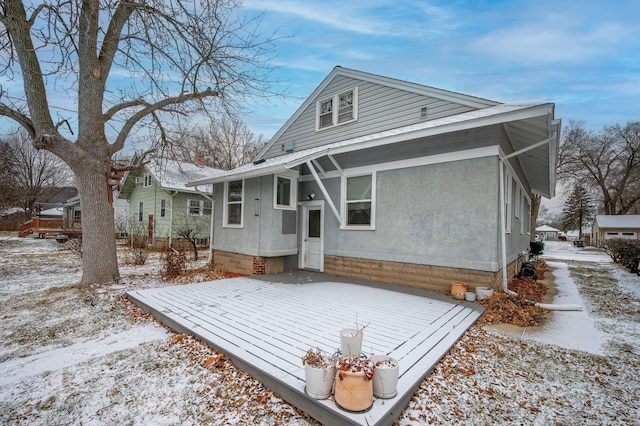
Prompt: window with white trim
<box><xmin>160</xmin><ymin>199</ymin><xmax>166</xmax><ymax>218</ymax></box>
<box><xmin>316</xmin><ymin>87</ymin><xmax>358</xmax><ymax>130</ymax></box>
<box><xmin>504</xmin><ymin>172</ymin><xmax>512</xmax><ymax>233</ymax></box>
<box><xmin>515</xmin><ymin>187</ymin><xmax>521</xmax><ymax>219</ymax></box>
<box><xmin>187</xmin><ymin>199</ymin><xmax>212</xmax><ymax>216</ymax></box>
<box><xmin>224</xmin><ymin>180</ymin><xmax>243</xmax><ymax>227</ymax></box>
<box><xmin>138</xmin><ymin>202</ymin><xmax>144</xmax><ymax>222</ymax></box>
<box><xmin>143</xmin><ymin>173</ymin><xmax>152</xmax><ymax>188</ymax></box>
<box><xmin>203</xmin><ymin>200</ymin><xmax>212</xmax><ymax>216</ymax></box>
<box><xmin>274</xmin><ymin>175</ymin><xmax>296</xmax><ymax>210</ymax></box>
<box><xmin>188</xmin><ymin>199</ymin><xmax>202</xmax><ymax>216</ymax></box>
<box><xmin>342</xmin><ymin>173</ymin><xmax>375</xmax><ymax>229</ymax></box>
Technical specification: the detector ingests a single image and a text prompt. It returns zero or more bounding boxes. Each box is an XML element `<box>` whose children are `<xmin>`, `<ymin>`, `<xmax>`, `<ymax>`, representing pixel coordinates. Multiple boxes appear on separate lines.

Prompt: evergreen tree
<box><xmin>562</xmin><ymin>184</ymin><xmax>596</xmax><ymax>239</ymax></box>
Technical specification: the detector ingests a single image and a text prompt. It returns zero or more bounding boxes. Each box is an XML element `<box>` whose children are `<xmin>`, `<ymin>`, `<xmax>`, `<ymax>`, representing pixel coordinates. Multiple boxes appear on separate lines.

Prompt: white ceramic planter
<box><xmin>465</xmin><ymin>291</ymin><xmax>476</xmax><ymax>302</ymax></box>
<box><xmin>340</xmin><ymin>328</ymin><xmax>363</xmax><ymax>357</ymax></box>
<box><xmin>371</xmin><ymin>355</ymin><xmax>399</xmax><ymax>399</ymax></box>
<box><xmin>476</xmin><ymin>286</ymin><xmax>494</xmax><ymax>300</ymax></box>
<box><xmin>304</xmin><ymin>364</ymin><xmax>336</xmax><ymax>399</ymax></box>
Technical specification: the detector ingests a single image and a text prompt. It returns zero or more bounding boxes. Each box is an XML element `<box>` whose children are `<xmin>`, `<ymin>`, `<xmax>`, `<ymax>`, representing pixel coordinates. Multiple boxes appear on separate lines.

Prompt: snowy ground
<box><xmin>1</xmin><ymin>235</ymin><xmax>638</xmax><ymax>425</ymax></box>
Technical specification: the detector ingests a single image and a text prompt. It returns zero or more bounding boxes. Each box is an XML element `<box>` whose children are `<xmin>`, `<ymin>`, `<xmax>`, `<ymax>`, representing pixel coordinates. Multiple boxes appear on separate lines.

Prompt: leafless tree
<box><xmin>169</xmin><ymin>115</ymin><xmax>264</xmax><ymax>170</ymax></box>
<box><xmin>3</xmin><ymin>129</ymin><xmax>72</xmax><ymax>215</ymax></box>
<box><xmin>0</xmin><ymin>140</ymin><xmax>18</xmax><ymax>211</ymax></box>
<box><xmin>558</xmin><ymin>120</ymin><xmax>640</xmax><ymax>215</ymax></box>
<box><xmin>175</xmin><ymin>214</ymin><xmax>209</xmax><ymax>261</ymax></box>
<box><xmin>0</xmin><ymin>1</ymin><xmax>277</xmax><ymax>285</ymax></box>
<box><xmin>529</xmin><ymin>194</ymin><xmax>542</xmax><ymax>242</ymax></box>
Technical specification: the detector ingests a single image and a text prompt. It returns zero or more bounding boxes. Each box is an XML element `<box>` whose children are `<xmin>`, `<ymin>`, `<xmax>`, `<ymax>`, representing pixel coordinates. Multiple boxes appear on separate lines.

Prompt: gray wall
<box><xmin>302</xmin><ymin>155</ymin><xmax>530</xmax><ymax>273</ymax></box>
<box><xmin>212</xmin><ymin>175</ymin><xmax>298</xmax><ymax>257</ymax></box>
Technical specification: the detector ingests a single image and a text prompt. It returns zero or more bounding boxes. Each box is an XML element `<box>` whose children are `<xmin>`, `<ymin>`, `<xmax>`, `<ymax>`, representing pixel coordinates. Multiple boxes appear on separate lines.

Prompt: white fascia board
<box><xmin>327</xmin><ymin>103</ymin><xmax>554</xmax><ymax>157</ymax></box>
<box><xmin>191</xmin><ymin>103</ymin><xmax>553</xmax><ymax>187</ymax></box>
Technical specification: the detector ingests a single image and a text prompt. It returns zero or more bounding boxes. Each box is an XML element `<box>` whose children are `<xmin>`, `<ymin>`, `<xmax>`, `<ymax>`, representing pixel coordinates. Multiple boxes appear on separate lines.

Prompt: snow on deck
<box><xmin>127</xmin><ymin>277</ymin><xmax>482</xmax><ymax>426</ymax></box>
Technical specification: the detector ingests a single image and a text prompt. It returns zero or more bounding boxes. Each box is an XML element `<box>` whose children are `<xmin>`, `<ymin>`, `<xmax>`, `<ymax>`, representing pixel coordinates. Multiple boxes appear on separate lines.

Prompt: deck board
<box><xmin>128</xmin><ymin>276</ymin><xmax>482</xmax><ymax>426</ymax></box>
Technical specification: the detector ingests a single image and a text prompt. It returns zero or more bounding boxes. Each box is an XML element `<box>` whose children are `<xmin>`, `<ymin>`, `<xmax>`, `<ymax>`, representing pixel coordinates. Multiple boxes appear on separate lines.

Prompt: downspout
<box><xmin>169</xmin><ymin>191</ymin><xmax>177</xmax><ymax>248</ymax></box>
<box><xmin>499</xmin><ymin>154</ymin><xmax>581</xmax><ymax>311</ymax></box>
<box><xmin>192</xmin><ymin>185</ymin><xmax>215</xmax><ymax>264</ymax></box>
<box><xmin>208</xmin><ymin>198</ymin><xmax>214</xmax><ymax>264</ymax></box>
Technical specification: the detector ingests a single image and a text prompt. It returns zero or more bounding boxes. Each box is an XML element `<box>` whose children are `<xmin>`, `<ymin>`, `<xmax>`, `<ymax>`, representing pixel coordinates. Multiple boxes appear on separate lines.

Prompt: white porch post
<box><xmin>306</xmin><ymin>160</ymin><xmax>341</xmax><ymax>223</ymax></box>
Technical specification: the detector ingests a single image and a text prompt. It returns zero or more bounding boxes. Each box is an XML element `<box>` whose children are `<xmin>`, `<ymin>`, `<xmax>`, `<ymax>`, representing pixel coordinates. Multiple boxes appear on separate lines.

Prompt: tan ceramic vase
<box><xmin>334</xmin><ymin>370</ymin><xmax>373</xmax><ymax>411</ymax></box>
<box><xmin>451</xmin><ymin>281</ymin><xmax>467</xmax><ymax>300</ymax></box>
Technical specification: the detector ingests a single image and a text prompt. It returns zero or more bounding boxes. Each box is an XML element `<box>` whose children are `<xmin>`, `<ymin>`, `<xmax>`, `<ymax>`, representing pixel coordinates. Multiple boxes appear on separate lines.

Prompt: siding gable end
<box><xmin>257</xmin><ymin>66</ymin><xmax>499</xmax><ymax>160</ymax></box>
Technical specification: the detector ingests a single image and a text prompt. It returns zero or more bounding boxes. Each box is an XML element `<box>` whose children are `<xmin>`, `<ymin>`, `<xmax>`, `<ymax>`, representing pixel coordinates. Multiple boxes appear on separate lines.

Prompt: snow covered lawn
<box><xmin>1</xmin><ymin>236</ymin><xmax>638</xmax><ymax>425</ymax></box>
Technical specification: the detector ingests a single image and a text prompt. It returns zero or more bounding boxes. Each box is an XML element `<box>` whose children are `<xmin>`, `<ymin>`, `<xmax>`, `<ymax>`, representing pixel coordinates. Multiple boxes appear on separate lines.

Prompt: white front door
<box><xmin>300</xmin><ymin>202</ymin><xmax>324</xmax><ymax>271</ymax></box>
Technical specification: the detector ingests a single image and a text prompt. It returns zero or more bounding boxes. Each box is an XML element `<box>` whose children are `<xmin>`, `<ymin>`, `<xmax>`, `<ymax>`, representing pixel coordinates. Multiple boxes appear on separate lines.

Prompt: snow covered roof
<box><xmin>188</xmin><ymin>102</ymin><xmax>557</xmax><ymax>188</ymax></box>
<box><xmin>147</xmin><ymin>158</ymin><xmax>225</xmax><ymax>193</ymax></box>
<box><xmin>536</xmin><ymin>225</ymin><xmax>561</xmax><ymax>232</ymax></box>
<box><xmin>594</xmin><ymin>215</ymin><xmax>640</xmax><ymax>229</ymax></box>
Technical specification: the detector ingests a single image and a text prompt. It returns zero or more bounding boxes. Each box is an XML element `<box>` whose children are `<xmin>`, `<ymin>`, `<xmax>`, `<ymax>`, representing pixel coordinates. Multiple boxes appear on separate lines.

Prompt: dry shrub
<box><xmin>161</xmin><ymin>248</ymin><xmax>186</xmax><ymax>279</ymax></box>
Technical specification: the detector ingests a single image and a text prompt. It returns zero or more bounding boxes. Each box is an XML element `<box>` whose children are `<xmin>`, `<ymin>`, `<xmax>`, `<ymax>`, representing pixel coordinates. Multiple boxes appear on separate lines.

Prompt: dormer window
<box><xmin>316</xmin><ymin>87</ymin><xmax>358</xmax><ymax>130</ymax></box>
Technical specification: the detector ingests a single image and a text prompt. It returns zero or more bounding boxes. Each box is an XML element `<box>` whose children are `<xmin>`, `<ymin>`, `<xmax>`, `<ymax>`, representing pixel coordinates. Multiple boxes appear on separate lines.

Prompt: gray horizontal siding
<box><xmin>262</xmin><ymin>75</ymin><xmax>478</xmax><ymax>159</ymax></box>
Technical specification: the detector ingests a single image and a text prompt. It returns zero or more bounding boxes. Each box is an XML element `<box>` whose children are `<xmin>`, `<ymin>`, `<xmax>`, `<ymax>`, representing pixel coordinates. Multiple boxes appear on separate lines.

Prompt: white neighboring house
<box><xmin>535</xmin><ymin>225</ymin><xmax>561</xmax><ymax>241</ymax></box>
<box><xmin>592</xmin><ymin>215</ymin><xmax>640</xmax><ymax>247</ymax></box>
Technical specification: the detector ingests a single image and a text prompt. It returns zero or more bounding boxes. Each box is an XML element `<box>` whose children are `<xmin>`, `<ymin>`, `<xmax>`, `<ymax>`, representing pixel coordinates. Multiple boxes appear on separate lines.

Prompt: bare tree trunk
<box><xmin>530</xmin><ymin>194</ymin><xmax>541</xmax><ymax>242</ymax></box>
<box><xmin>72</xmin><ymin>153</ymin><xmax>120</xmax><ymax>286</ymax></box>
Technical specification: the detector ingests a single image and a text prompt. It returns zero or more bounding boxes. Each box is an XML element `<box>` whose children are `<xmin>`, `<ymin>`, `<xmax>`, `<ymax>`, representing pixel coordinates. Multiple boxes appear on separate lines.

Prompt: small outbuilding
<box><xmin>592</xmin><ymin>215</ymin><xmax>640</xmax><ymax>247</ymax></box>
<box><xmin>535</xmin><ymin>224</ymin><xmax>561</xmax><ymax>241</ymax></box>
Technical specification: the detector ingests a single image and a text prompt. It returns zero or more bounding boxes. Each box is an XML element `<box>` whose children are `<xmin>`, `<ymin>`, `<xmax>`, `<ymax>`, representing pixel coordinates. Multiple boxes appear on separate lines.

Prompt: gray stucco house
<box><xmin>188</xmin><ymin>67</ymin><xmax>561</xmax><ymax>291</ymax></box>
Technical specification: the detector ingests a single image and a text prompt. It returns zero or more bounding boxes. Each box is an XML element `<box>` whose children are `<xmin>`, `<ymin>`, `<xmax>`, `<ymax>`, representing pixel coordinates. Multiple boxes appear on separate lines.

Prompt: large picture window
<box><xmin>316</xmin><ymin>87</ymin><xmax>358</xmax><ymax>130</ymax></box>
<box><xmin>224</xmin><ymin>180</ymin><xmax>244</xmax><ymax>227</ymax></box>
<box><xmin>342</xmin><ymin>173</ymin><xmax>375</xmax><ymax>229</ymax></box>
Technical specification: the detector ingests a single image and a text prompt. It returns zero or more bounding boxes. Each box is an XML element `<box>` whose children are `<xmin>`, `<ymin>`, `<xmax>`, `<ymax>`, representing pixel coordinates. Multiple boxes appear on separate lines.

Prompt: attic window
<box><xmin>420</xmin><ymin>106</ymin><xmax>428</xmax><ymax>118</ymax></box>
<box><xmin>143</xmin><ymin>173</ymin><xmax>152</xmax><ymax>188</ymax></box>
<box><xmin>316</xmin><ymin>87</ymin><xmax>358</xmax><ymax>130</ymax></box>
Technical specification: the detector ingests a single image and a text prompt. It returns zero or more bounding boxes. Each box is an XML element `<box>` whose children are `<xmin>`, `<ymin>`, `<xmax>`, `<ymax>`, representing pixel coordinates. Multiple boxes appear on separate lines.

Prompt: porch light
<box><xmin>254</xmin><ymin>198</ymin><xmax>260</xmax><ymax>216</ymax></box>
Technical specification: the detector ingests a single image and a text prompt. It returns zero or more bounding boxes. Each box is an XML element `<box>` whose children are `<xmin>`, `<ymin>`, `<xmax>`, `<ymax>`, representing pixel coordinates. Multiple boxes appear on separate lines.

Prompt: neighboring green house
<box><xmin>119</xmin><ymin>158</ymin><xmax>224</xmax><ymax>249</ymax></box>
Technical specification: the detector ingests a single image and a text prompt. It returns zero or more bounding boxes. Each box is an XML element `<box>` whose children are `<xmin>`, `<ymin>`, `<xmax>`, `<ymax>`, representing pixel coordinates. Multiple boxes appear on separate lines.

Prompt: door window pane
<box><xmin>308</xmin><ymin>209</ymin><xmax>321</xmax><ymax>238</ymax></box>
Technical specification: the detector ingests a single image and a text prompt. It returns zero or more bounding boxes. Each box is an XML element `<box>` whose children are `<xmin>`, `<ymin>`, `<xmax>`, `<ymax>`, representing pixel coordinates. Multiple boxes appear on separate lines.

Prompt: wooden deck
<box><xmin>17</xmin><ymin>218</ymin><xmax>81</xmax><ymax>238</ymax></box>
<box><xmin>127</xmin><ymin>276</ymin><xmax>483</xmax><ymax>426</ymax></box>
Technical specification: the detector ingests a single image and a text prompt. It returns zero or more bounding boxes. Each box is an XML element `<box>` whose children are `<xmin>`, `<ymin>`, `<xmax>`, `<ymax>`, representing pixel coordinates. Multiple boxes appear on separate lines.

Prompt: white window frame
<box><xmin>203</xmin><ymin>200</ymin><xmax>212</xmax><ymax>216</ymax></box>
<box><xmin>223</xmin><ymin>179</ymin><xmax>244</xmax><ymax>228</ymax></box>
<box><xmin>515</xmin><ymin>187</ymin><xmax>521</xmax><ymax>219</ymax></box>
<box><xmin>340</xmin><ymin>172</ymin><xmax>376</xmax><ymax>230</ymax></box>
<box><xmin>160</xmin><ymin>199</ymin><xmax>166</xmax><ymax>218</ymax></box>
<box><xmin>273</xmin><ymin>174</ymin><xmax>297</xmax><ymax>210</ymax></box>
<box><xmin>138</xmin><ymin>201</ymin><xmax>144</xmax><ymax>222</ymax></box>
<box><xmin>188</xmin><ymin>199</ymin><xmax>202</xmax><ymax>216</ymax></box>
<box><xmin>504</xmin><ymin>172</ymin><xmax>512</xmax><ymax>234</ymax></box>
<box><xmin>143</xmin><ymin>173</ymin><xmax>152</xmax><ymax>188</ymax></box>
<box><xmin>316</xmin><ymin>87</ymin><xmax>358</xmax><ymax>131</ymax></box>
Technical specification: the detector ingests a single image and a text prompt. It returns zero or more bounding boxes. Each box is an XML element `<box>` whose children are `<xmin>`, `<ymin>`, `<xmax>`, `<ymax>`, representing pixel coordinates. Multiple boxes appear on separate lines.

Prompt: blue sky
<box><xmin>240</xmin><ymin>0</ymin><xmax>640</xmax><ymax>142</ymax></box>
